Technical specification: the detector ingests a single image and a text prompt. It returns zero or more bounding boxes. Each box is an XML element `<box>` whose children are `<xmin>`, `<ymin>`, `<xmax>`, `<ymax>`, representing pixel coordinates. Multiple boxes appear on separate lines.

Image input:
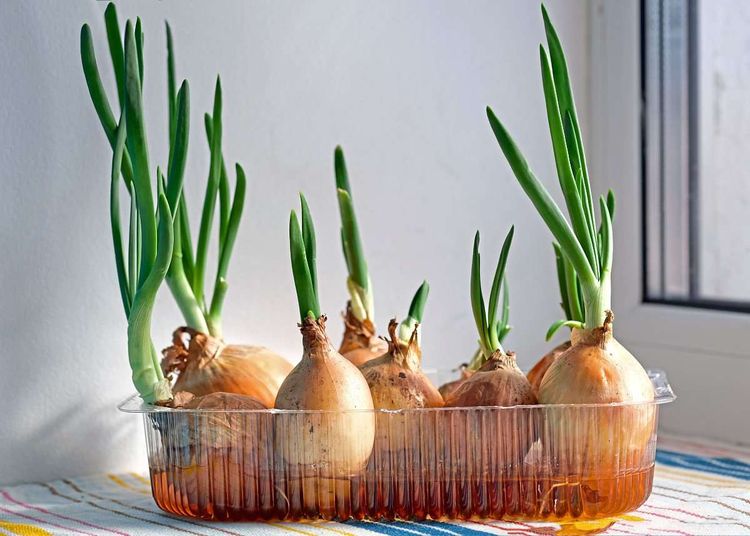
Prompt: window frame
<box><xmin>588</xmin><ymin>0</ymin><xmax>750</xmax><ymax>443</ymax></box>
<box><xmin>590</xmin><ymin>0</ymin><xmax>750</xmax><ymax>357</ymax></box>
<box><xmin>641</xmin><ymin>0</ymin><xmax>750</xmax><ymax>314</ymax></box>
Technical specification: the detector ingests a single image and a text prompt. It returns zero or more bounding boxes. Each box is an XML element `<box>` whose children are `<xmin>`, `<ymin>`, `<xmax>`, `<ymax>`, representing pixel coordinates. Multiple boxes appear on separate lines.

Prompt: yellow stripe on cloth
<box><xmin>298</xmin><ymin>521</ymin><xmax>357</xmax><ymax>536</ymax></box>
<box><xmin>106</xmin><ymin>474</ymin><xmax>150</xmax><ymax>496</ymax></box>
<box><xmin>0</xmin><ymin>522</ymin><xmax>53</xmax><ymax>536</ymax></box>
<box><xmin>266</xmin><ymin>523</ymin><xmax>317</xmax><ymax>535</ymax></box>
<box><xmin>128</xmin><ymin>472</ymin><xmax>151</xmax><ymax>487</ymax></box>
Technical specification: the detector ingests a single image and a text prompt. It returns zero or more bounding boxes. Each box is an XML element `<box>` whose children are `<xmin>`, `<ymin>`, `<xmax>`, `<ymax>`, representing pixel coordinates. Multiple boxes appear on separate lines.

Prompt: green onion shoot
<box><xmin>334</xmin><ymin>146</ymin><xmax>387</xmax><ymax>366</ymax></box>
<box><xmin>485</xmin><ymin>3</ymin><xmax>653</xmax><ymax>467</ymax></box>
<box><xmin>445</xmin><ymin>227</ymin><xmax>536</xmax><ymax>408</ymax></box>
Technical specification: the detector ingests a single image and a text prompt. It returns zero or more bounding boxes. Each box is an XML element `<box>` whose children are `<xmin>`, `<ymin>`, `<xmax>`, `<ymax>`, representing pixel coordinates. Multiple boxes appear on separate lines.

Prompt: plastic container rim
<box><xmin>119</xmin><ymin>368</ymin><xmax>675</xmax><ymax>414</ymax></box>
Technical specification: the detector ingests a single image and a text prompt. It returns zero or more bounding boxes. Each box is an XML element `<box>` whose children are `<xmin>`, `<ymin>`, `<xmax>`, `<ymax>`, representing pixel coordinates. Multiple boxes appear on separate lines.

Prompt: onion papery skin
<box><xmin>538</xmin><ymin>319</ymin><xmax>655</xmax><ymax>472</ymax></box>
<box><xmin>274</xmin><ymin>316</ymin><xmax>375</xmax><ymax>477</ymax></box>
<box><xmin>359</xmin><ymin>320</ymin><xmax>443</xmax><ymax>410</ymax></box>
<box><xmin>438</xmin><ymin>366</ymin><xmax>474</xmax><ymax>400</ymax></box>
<box><xmin>162</xmin><ymin>327</ymin><xmax>293</xmax><ymax>408</ymax></box>
<box><xmin>338</xmin><ymin>302</ymin><xmax>387</xmax><ymax>366</ymax></box>
<box><xmin>162</xmin><ymin>392</ymin><xmax>271</xmax><ymax>509</ymax></box>
<box><xmin>445</xmin><ymin>351</ymin><xmax>537</xmax><ymax>408</ymax></box>
<box><xmin>361</xmin><ymin>354</ymin><xmax>444</xmax><ymax>410</ymax></box>
<box><xmin>182</xmin><ymin>392</ymin><xmax>267</xmax><ymax>448</ymax></box>
<box><xmin>527</xmin><ymin>340</ymin><xmax>571</xmax><ymax>398</ymax></box>
<box><xmin>445</xmin><ymin>351</ymin><xmax>537</xmax><ymax>467</ymax></box>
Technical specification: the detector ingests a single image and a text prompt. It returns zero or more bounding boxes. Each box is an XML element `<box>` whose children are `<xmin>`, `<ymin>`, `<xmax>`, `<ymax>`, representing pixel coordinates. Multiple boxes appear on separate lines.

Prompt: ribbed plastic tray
<box><xmin>119</xmin><ymin>369</ymin><xmax>675</xmax><ymax>522</ymax></box>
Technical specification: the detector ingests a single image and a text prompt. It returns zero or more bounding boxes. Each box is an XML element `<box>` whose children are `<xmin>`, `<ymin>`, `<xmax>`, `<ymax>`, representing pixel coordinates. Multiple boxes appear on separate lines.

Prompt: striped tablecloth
<box><xmin>1</xmin><ymin>435</ymin><xmax>749</xmax><ymax>536</ymax></box>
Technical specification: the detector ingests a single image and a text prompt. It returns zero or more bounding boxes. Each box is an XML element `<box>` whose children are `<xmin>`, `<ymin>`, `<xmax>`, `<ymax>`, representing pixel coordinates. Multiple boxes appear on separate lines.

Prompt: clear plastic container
<box><xmin>119</xmin><ymin>369</ymin><xmax>675</xmax><ymax>522</ymax></box>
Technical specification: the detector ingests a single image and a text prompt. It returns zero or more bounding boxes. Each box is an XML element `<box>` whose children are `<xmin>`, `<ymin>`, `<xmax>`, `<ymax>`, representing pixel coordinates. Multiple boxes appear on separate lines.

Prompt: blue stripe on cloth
<box><xmin>346</xmin><ymin>520</ymin><xmax>493</xmax><ymax>536</ymax></box>
<box><xmin>346</xmin><ymin>520</ymin><xmax>429</xmax><ymax>535</ymax></box>
<box><xmin>656</xmin><ymin>449</ymin><xmax>750</xmax><ymax>481</ymax></box>
<box><xmin>408</xmin><ymin>520</ymin><xmax>498</xmax><ymax>535</ymax></box>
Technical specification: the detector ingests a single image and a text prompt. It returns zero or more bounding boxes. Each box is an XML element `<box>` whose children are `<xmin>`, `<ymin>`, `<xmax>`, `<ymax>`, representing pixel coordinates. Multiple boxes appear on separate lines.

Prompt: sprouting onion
<box><xmin>438</xmin><ymin>274</ymin><xmax>511</xmax><ymax>399</ymax></box>
<box><xmin>82</xmin><ymin>4</ymin><xmax>290</xmax><ymax>405</ymax></box>
<box><xmin>360</xmin><ymin>281</ymin><xmax>443</xmax><ymax>410</ymax></box>
<box><xmin>161</xmin><ymin>32</ymin><xmax>291</xmax><ymax>405</ymax></box>
<box><xmin>445</xmin><ymin>228</ymin><xmax>536</xmax><ymax>408</ymax></box>
<box><xmin>274</xmin><ymin>195</ymin><xmax>375</xmax><ymax>474</ymax></box>
<box><xmin>334</xmin><ymin>146</ymin><xmax>387</xmax><ymax>365</ymax></box>
<box><xmin>486</xmin><ymin>5</ymin><xmax>654</xmax><ymax>466</ymax></box>
<box><xmin>81</xmin><ymin>9</ymin><xmax>186</xmax><ymax>403</ymax></box>
<box><xmin>527</xmin><ymin>192</ymin><xmax>616</xmax><ymax>396</ymax></box>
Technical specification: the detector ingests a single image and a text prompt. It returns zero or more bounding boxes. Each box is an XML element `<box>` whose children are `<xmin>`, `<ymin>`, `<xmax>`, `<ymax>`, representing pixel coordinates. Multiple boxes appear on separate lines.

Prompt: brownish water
<box><xmin>149</xmin><ymin>464</ymin><xmax>653</xmax><ymax>522</ymax></box>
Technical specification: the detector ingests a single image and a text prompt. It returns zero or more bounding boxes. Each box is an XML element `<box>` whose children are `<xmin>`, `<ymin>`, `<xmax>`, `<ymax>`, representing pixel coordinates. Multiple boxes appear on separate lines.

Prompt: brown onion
<box><xmin>526</xmin><ymin>340</ymin><xmax>571</xmax><ymax>397</ymax></box>
<box><xmin>538</xmin><ymin>313</ymin><xmax>655</xmax><ymax>468</ymax></box>
<box><xmin>438</xmin><ymin>365</ymin><xmax>475</xmax><ymax>400</ymax></box>
<box><xmin>445</xmin><ymin>351</ymin><xmax>536</xmax><ymax>408</ymax></box>
<box><xmin>360</xmin><ymin>319</ymin><xmax>443</xmax><ymax>410</ymax></box>
<box><xmin>161</xmin><ymin>327</ymin><xmax>293</xmax><ymax>407</ymax></box>
<box><xmin>274</xmin><ymin>316</ymin><xmax>375</xmax><ymax>476</ymax></box>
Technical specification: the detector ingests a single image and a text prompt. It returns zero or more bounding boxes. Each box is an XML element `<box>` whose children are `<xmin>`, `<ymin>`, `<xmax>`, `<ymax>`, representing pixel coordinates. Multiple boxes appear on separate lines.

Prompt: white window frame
<box><xmin>588</xmin><ymin>0</ymin><xmax>750</xmax><ymax>444</ymax></box>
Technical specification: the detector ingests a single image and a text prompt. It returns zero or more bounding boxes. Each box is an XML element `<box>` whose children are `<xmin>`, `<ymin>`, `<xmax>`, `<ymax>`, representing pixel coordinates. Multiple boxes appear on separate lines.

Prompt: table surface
<box><xmin>1</xmin><ymin>434</ymin><xmax>749</xmax><ymax>536</ymax></box>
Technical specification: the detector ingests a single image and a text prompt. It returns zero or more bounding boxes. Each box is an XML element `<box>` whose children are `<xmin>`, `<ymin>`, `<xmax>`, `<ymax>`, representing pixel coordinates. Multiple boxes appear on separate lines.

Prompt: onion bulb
<box><xmin>526</xmin><ymin>340</ymin><xmax>570</xmax><ymax>397</ymax></box>
<box><xmin>361</xmin><ymin>319</ymin><xmax>443</xmax><ymax>410</ymax></box>
<box><xmin>539</xmin><ymin>313</ymin><xmax>655</xmax><ymax>467</ymax></box>
<box><xmin>438</xmin><ymin>365</ymin><xmax>474</xmax><ymax>400</ymax></box>
<box><xmin>276</xmin><ymin>197</ymin><xmax>375</xmax><ymax>476</ymax></box>
<box><xmin>446</xmin><ymin>351</ymin><xmax>536</xmax><ymax>408</ymax></box>
<box><xmin>447</xmin><ymin>228</ymin><xmax>536</xmax><ymax>409</ymax></box>
<box><xmin>182</xmin><ymin>392</ymin><xmax>267</xmax><ymax>448</ymax></box>
<box><xmin>275</xmin><ymin>315</ymin><xmax>375</xmax><ymax>475</ymax></box>
<box><xmin>162</xmin><ymin>327</ymin><xmax>292</xmax><ymax>408</ymax></box>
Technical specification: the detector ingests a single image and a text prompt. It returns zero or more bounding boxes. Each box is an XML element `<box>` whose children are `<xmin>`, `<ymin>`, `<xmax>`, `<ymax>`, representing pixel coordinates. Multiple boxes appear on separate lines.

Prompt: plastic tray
<box><xmin>119</xmin><ymin>369</ymin><xmax>675</xmax><ymax>522</ymax></box>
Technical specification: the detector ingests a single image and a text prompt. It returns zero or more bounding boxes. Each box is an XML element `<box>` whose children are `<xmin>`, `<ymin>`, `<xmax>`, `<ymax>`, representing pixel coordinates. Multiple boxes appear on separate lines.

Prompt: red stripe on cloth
<box><xmin>1</xmin><ymin>490</ymin><xmax>128</xmax><ymax>536</ymax></box>
<box><xmin>0</xmin><ymin>504</ymin><xmax>98</xmax><ymax>536</ymax></box>
<box><xmin>641</xmin><ymin>503</ymin><xmax>711</xmax><ymax>520</ymax></box>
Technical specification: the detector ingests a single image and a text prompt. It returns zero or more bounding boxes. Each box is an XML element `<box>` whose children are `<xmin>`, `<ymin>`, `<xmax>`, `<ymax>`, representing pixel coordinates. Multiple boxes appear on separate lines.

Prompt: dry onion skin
<box><xmin>161</xmin><ymin>328</ymin><xmax>292</xmax><ymax>408</ymax></box>
<box><xmin>445</xmin><ymin>228</ymin><xmax>536</xmax><ymax>409</ymax></box>
<box><xmin>487</xmin><ymin>6</ymin><xmax>654</xmax><ymax>468</ymax></box>
<box><xmin>438</xmin><ymin>365</ymin><xmax>474</xmax><ymax>400</ymax></box>
<box><xmin>157</xmin><ymin>73</ymin><xmax>293</xmax><ymax>402</ymax></box>
<box><xmin>333</xmin><ymin>147</ymin><xmax>387</xmax><ymax>366</ymax></box>
<box><xmin>526</xmin><ymin>340</ymin><xmax>570</xmax><ymax>398</ymax></box>
<box><xmin>274</xmin><ymin>196</ymin><xmax>375</xmax><ymax>476</ymax></box>
<box><xmin>339</xmin><ymin>303</ymin><xmax>388</xmax><ymax>367</ymax></box>
<box><xmin>360</xmin><ymin>282</ymin><xmax>443</xmax><ymax>410</ymax></box>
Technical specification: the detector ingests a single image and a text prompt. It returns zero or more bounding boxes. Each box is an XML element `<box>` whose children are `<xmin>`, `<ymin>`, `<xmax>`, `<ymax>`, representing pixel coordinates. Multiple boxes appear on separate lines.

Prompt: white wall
<box><xmin>0</xmin><ymin>0</ymin><xmax>589</xmax><ymax>485</ymax></box>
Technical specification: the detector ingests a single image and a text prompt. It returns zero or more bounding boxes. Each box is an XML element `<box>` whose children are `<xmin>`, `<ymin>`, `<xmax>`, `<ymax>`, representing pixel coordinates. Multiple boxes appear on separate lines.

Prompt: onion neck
<box><xmin>479</xmin><ymin>349</ymin><xmax>522</xmax><ymax>374</ymax></box>
<box><xmin>582</xmin><ymin>272</ymin><xmax>611</xmax><ymax>331</ymax></box>
<box><xmin>301</xmin><ymin>315</ymin><xmax>334</xmax><ymax>358</ymax></box>
<box><xmin>339</xmin><ymin>301</ymin><xmax>379</xmax><ymax>353</ymax></box>
<box><xmin>571</xmin><ymin>310</ymin><xmax>614</xmax><ymax>347</ymax></box>
<box><xmin>388</xmin><ymin>319</ymin><xmax>421</xmax><ymax>371</ymax></box>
